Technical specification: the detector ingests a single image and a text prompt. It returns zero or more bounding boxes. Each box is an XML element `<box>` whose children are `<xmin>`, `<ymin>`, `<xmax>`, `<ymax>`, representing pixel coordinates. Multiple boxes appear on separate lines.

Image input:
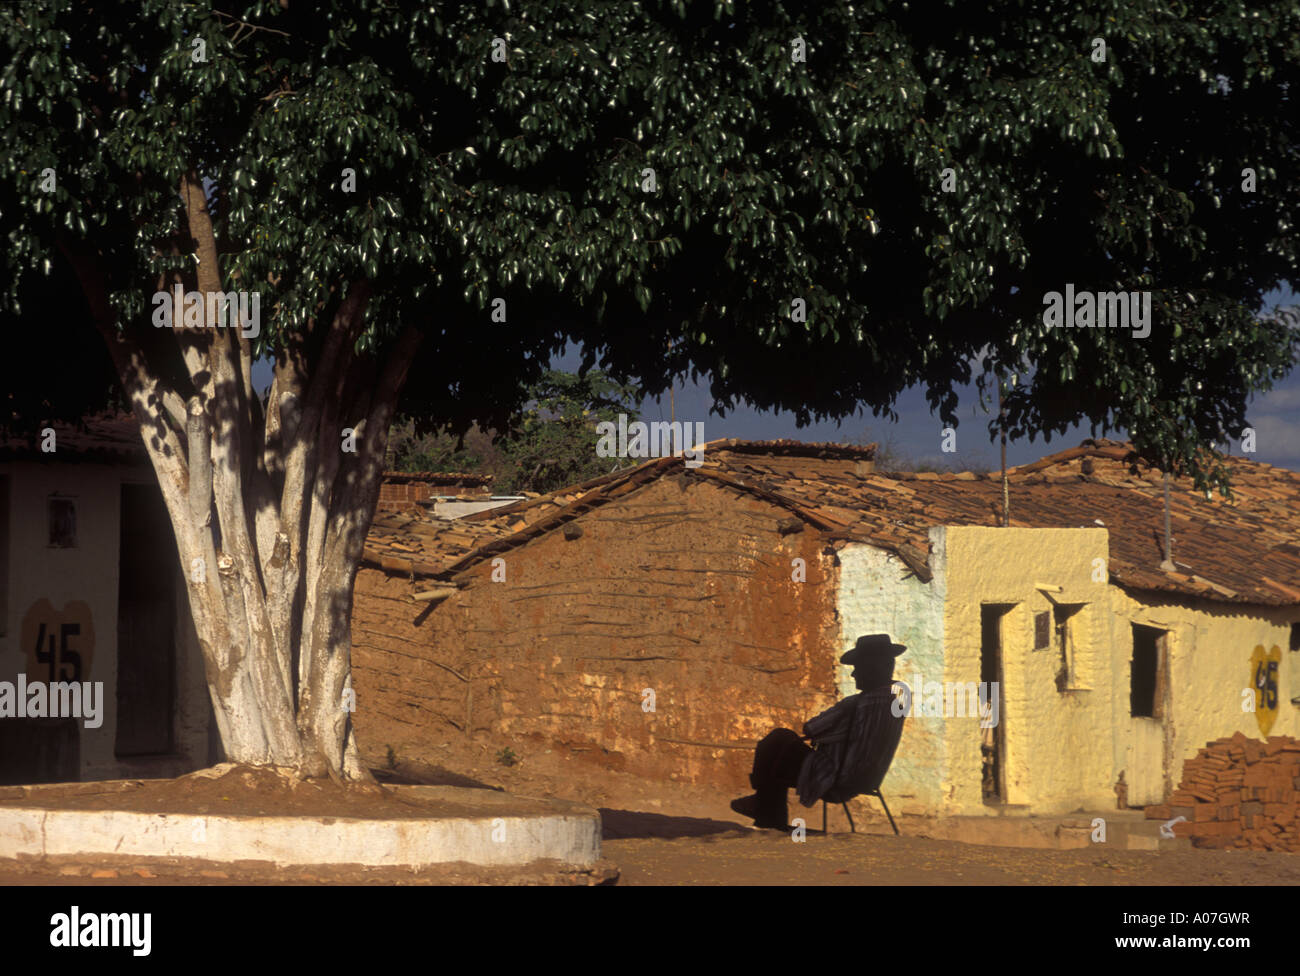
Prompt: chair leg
<box><xmin>822</xmin><ymin>800</ymin><xmax>827</xmax><ymax>834</ymax></box>
<box><xmin>874</xmin><ymin>790</ymin><xmax>899</xmax><ymax>835</ymax></box>
<box><xmin>843</xmin><ymin>802</ymin><xmax>855</xmax><ymax>833</ymax></box>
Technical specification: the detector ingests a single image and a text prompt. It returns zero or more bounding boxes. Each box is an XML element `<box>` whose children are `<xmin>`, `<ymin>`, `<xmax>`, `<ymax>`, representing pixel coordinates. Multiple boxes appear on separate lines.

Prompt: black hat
<box><xmin>840</xmin><ymin>633</ymin><xmax>907</xmax><ymax>665</ymax></box>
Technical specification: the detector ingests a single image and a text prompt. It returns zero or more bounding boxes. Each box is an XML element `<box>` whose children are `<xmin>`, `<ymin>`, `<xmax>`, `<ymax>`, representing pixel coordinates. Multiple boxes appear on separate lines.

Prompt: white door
<box><xmin>1127</xmin><ymin>627</ymin><xmax>1169</xmax><ymax>806</ymax></box>
<box><xmin>1129</xmin><ymin>718</ymin><xmax>1164</xmax><ymax>806</ymax></box>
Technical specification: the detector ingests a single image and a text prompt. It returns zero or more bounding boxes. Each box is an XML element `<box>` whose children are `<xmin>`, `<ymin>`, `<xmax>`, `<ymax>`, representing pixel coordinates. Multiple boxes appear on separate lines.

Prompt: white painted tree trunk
<box><xmin>66</xmin><ymin>171</ymin><xmax>420</xmax><ymax>780</ymax></box>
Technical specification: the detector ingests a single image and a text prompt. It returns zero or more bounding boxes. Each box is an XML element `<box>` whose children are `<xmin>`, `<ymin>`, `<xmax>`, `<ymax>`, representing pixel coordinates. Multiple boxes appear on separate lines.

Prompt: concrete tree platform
<box><xmin>0</xmin><ymin>773</ymin><xmax>603</xmax><ymax>874</ymax></box>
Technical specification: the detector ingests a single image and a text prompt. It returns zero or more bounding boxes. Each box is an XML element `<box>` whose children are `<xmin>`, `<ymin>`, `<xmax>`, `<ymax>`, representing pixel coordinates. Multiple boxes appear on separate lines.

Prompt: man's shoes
<box><xmin>730</xmin><ymin>794</ymin><xmax>761</xmax><ymax>819</ymax></box>
<box><xmin>730</xmin><ymin>793</ymin><xmax>789</xmax><ymax>830</ymax></box>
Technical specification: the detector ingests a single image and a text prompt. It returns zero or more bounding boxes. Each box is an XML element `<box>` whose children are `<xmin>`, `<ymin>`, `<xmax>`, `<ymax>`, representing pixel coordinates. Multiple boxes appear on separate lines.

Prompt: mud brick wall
<box><xmin>351</xmin><ymin>475</ymin><xmax>842</xmax><ymax>790</ymax></box>
<box><xmin>1144</xmin><ymin>732</ymin><xmax>1300</xmax><ymax>851</ymax></box>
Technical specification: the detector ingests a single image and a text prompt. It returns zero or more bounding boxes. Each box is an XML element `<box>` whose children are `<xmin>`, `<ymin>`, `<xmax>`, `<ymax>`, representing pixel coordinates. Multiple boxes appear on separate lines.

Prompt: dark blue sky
<box><xmin>254</xmin><ymin>288</ymin><xmax>1299</xmax><ymax>471</ymax></box>
<box><xmin>555</xmin><ymin>287</ymin><xmax>1300</xmax><ymax>471</ymax></box>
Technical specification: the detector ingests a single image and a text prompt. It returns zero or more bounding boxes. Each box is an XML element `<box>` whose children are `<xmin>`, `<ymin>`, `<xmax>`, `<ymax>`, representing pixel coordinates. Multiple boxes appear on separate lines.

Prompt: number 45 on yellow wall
<box><xmin>1250</xmin><ymin>645</ymin><xmax>1282</xmax><ymax>737</ymax></box>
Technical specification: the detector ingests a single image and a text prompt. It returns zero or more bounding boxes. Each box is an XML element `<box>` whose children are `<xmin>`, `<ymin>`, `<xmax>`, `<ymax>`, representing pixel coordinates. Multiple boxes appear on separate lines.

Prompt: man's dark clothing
<box><xmin>797</xmin><ymin>683</ymin><xmax>902</xmax><ymax>805</ymax></box>
<box><xmin>751</xmin><ymin>729</ymin><xmax>813</xmax><ymax>790</ymax></box>
<box><xmin>746</xmin><ymin>683</ymin><xmax>902</xmax><ymax>823</ymax></box>
<box><xmin>744</xmin><ymin>729</ymin><xmax>812</xmax><ymax>827</ymax></box>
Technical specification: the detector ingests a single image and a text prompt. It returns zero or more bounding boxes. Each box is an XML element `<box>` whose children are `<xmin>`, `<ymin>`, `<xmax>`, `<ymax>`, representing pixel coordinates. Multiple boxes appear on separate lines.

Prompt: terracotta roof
<box><xmin>1002</xmin><ymin>438</ymin><xmax>1300</xmax><ymax>604</ymax></box>
<box><xmin>363</xmin><ymin>437</ymin><xmax>1300</xmax><ymax>607</ymax></box>
<box><xmin>0</xmin><ymin>414</ymin><xmax>146</xmax><ymax>463</ymax></box>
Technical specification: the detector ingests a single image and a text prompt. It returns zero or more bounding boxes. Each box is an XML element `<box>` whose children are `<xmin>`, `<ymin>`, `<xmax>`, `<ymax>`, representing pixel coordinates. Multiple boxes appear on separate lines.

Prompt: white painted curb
<box><xmin>0</xmin><ymin>785</ymin><xmax>601</xmax><ymax>869</ymax></box>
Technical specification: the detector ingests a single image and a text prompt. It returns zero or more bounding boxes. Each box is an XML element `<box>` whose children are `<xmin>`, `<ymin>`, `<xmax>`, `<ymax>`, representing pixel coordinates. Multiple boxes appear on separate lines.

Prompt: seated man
<box><xmin>730</xmin><ymin>633</ymin><xmax>907</xmax><ymax>829</ymax></box>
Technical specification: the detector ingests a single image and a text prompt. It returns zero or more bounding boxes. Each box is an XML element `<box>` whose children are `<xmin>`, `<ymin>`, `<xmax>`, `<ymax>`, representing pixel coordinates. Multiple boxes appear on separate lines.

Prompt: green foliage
<box><xmin>388</xmin><ymin>420</ymin><xmax>492</xmax><ymax>477</ymax></box>
<box><xmin>1</xmin><ymin>1</ymin><xmax>1297</xmax><ymax>490</ymax></box>
<box><xmin>389</xmin><ymin>368</ymin><xmax>641</xmax><ymax>493</ymax></box>
<box><xmin>497</xmin><ymin>368</ymin><xmax>642</xmax><ymax>493</ymax></box>
<box><xmin>495</xmin><ymin>747</ymin><xmax>518</xmax><ymax>768</ymax></box>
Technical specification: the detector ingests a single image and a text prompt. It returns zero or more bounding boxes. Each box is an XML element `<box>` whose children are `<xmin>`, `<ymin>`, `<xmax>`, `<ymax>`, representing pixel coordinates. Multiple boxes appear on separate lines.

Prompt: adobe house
<box><xmin>0</xmin><ymin>416</ymin><xmax>213</xmax><ymax>784</ymax></box>
<box><xmin>350</xmin><ymin>438</ymin><xmax>1300</xmax><ymax>817</ymax></box>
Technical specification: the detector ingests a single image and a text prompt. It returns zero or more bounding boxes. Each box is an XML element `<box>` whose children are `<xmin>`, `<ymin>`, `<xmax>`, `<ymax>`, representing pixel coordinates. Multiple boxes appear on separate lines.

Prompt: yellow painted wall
<box><xmin>864</xmin><ymin>524</ymin><xmax>1300</xmax><ymax>817</ymax></box>
<box><xmin>1104</xmin><ymin>590</ymin><xmax>1298</xmax><ymax>803</ymax></box>
<box><xmin>940</xmin><ymin>526</ymin><xmax>1114</xmax><ymax>816</ymax></box>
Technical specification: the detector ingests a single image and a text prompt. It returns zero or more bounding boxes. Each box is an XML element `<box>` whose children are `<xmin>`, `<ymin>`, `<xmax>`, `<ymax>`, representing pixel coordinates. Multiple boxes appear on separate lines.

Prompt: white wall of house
<box><xmin>836</xmin><ymin>537</ymin><xmax>947</xmax><ymax>813</ymax></box>
<box><xmin>0</xmin><ymin>460</ymin><xmax>210</xmax><ymax>782</ymax></box>
<box><xmin>0</xmin><ymin>461</ymin><xmax>122</xmax><ymax>778</ymax></box>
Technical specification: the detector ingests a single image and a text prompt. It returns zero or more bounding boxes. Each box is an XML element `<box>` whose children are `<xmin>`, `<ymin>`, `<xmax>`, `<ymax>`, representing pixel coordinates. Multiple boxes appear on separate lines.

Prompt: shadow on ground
<box><xmin>371</xmin><ymin>761</ymin><xmax>502</xmax><ymax>792</ymax></box>
<box><xmin>599</xmin><ymin>808</ymin><xmax>751</xmax><ymax>840</ymax></box>
<box><xmin>369</xmin><ymin>761</ymin><xmax>753</xmax><ymax>841</ymax></box>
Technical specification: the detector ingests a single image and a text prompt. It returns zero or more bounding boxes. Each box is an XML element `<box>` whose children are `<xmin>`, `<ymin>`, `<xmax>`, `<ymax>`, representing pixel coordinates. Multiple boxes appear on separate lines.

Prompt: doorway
<box><xmin>115</xmin><ymin>483</ymin><xmax>177</xmax><ymax>757</ymax></box>
<box><xmin>980</xmin><ymin>604</ymin><xmax>1014</xmax><ymax>803</ymax></box>
<box><xmin>1128</xmin><ymin>623</ymin><xmax>1169</xmax><ymax>805</ymax></box>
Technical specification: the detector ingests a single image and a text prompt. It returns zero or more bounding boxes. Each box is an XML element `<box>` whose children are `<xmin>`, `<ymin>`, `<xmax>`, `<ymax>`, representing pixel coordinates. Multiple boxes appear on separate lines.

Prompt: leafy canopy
<box><xmin>1</xmin><ymin>0</ymin><xmax>1297</xmax><ymax>489</ymax></box>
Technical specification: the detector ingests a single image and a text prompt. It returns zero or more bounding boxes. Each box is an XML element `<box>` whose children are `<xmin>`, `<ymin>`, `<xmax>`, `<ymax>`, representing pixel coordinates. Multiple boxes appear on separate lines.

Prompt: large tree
<box><xmin>2</xmin><ymin>0</ymin><xmax>1297</xmax><ymax>779</ymax></box>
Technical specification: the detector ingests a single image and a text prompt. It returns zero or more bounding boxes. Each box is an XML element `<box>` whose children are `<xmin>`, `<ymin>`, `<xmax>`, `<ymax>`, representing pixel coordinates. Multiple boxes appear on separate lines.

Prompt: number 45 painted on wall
<box><xmin>1251</xmin><ymin>644</ymin><xmax>1281</xmax><ymax>736</ymax></box>
<box><xmin>20</xmin><ymin>598</ymin><xmax>95</xmax><ymax>685</ymax></box>
<box><xmin>35</xmin><ymin>620</ymin><xmax>83</xmax><ymax>683</ymax></box>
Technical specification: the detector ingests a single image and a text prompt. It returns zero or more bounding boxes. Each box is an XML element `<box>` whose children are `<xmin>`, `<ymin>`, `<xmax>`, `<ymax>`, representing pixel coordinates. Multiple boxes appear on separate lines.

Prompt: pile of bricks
<box><xmin>376</xmin><ymin>472</ymin><xmax>492</xmax><ymax>513</ymax></box>
<box><xmin>1144</xmin><ymin>732</ymin><xmax>1300</xmax><ymax>852</ymax></box>
<box><xmin>376</xmin><ymin>479</ymin><xmax>436</xmax><ymax>512</ymax></box>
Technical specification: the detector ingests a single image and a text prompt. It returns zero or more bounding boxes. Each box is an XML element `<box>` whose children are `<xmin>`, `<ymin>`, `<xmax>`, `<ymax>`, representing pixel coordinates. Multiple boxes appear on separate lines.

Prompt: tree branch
<box><xmin>55</xmin><ymin>235</ymin><xmax>190</xmax><ymax>492</ymax></box>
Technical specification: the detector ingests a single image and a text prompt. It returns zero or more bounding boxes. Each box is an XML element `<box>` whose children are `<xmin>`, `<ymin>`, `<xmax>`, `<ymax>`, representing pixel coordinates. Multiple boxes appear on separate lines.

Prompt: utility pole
<box><xmin>1160</xmin><ymin>470</ymin><xmax>1175</xmax><ymax>571</ymax></box>
<box><xmin>999</xmin><ymin>378</ymin><xmax>1009</xmax><ymax>527</ymax></box>
<box><xmin>668</xmin><ymin>336</ymin><xmax>675</xmax><ymax>424</ymax></box>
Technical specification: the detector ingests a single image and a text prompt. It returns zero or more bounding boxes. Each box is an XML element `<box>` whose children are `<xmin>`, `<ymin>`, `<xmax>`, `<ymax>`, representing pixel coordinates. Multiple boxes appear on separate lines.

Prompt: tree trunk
<box><xmin>60</xmin><ymin>172</ymin><xmax>420</xmax><ymax>780</ymax></box>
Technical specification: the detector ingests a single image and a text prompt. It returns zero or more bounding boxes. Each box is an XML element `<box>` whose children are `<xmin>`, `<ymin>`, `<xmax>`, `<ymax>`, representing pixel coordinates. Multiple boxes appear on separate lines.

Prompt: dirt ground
<box><xmin>0</xmin><ymin>762</ymin><xmax>560</xmax><ymax>819</ymax></box>
<box><xmin>2</xmin><ymin>734</ymin><xmax>1298</xmax><ymax>885</ymax></box>
<box><xmin>365</xmin><ymin>734</ymin><xmax>1300</xmax><ymax>885</ymax></box>
<box><xmin>602</xmin><ymin>830</ymin><xmax>1300</xmax><ymax>885</ymax></box>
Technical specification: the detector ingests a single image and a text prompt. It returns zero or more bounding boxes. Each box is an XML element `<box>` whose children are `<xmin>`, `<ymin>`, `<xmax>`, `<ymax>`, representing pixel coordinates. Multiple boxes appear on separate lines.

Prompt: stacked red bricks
<box><xmin>376</xmin><ymin>480</ymin><xmax>431</xmax><ymax>512</ymax></box>
<box><xmin>1144</xmin><ymin>732</ymin><xmax>1300</xmax><ymax>852</ymax></box>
